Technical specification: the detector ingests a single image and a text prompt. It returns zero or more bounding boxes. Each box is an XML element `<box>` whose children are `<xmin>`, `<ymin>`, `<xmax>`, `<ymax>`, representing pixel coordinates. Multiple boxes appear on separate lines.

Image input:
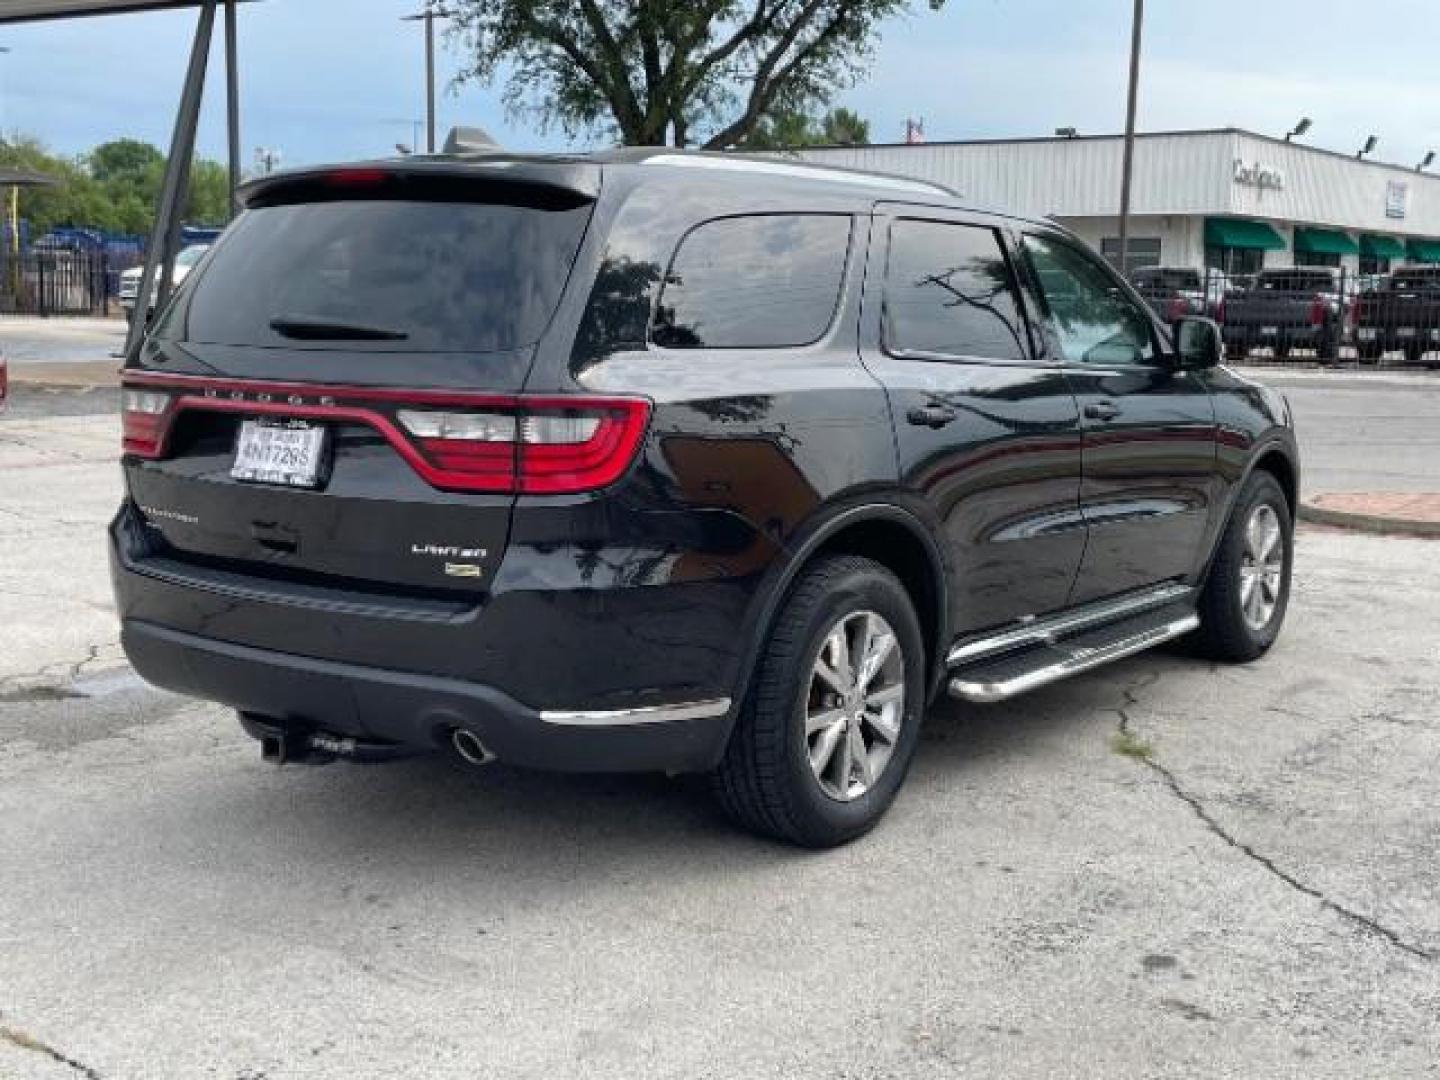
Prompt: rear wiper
<box><xmin>269</xmin><ymin>315</ymin><xmax>409</xmax><ymax>341</ymax></box>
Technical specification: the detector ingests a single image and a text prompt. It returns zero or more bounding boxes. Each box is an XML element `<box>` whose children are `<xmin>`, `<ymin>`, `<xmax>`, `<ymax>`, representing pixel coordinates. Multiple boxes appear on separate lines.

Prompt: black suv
<box><xmin>112</xmin><ymin>150</ymin><xmax>1299</xmax><ymax>847</ymax></box>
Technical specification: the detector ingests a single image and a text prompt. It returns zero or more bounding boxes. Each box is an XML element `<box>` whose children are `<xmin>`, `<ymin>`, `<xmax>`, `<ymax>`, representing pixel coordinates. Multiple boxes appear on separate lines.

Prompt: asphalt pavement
<box><xmin>0</xmin><ymin>383</ymin><xmax>1438</xmax><ymax>1078</ymax></box>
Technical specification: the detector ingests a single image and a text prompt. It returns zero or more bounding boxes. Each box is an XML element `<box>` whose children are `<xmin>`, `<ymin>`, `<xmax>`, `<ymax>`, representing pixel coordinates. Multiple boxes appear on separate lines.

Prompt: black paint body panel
<box><xmin>111</xmin><ymin>153</ymin><xmax>1299</xmax><ymax>771</ymax></box>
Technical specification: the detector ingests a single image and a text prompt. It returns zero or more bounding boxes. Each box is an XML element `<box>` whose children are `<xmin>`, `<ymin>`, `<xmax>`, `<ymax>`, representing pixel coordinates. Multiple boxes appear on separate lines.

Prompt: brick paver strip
<box><xmin>1301</xmin><ymin>492</ymin><xmax>1440</xmax><ymax>537</ymax></box>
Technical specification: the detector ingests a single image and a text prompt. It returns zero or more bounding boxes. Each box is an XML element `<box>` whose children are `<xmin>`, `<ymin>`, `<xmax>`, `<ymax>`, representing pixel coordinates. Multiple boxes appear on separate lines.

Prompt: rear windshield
<box><xmin>1391</xmin><ymin>268</ymin><xmax>1440</xmax><ymax>291</ymax></box>
<box><xmin>1133</xmin><ymin>269</ymin><xmax>1200</xmax><ymax>291</ymax></box>
<box><xmin>157</xmin><ymin>199</ymin><xmax>592</xmax><ymax>353</ymax></box>
<box><xmin>1256</xmin><ymin>270</ymin><xmax>1335</xmax><ymax>292</ymax></box>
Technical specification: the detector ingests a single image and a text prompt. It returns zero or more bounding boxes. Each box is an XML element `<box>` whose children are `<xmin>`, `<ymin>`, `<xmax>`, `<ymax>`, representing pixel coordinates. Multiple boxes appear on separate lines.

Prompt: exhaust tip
<box><xmin>451</xmin><ymin>728</ymin><xmax>496</xmax><ymax>766</ymax></box>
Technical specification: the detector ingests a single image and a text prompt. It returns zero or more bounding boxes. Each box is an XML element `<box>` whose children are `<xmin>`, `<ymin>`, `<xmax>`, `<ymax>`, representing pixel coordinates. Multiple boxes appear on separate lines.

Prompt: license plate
<box><xmin>1397</xmin><ymin>327</ymin><xmax>1416</xmax><ymax>338</ymax></box>
<box><xmin>1260</xmin><ymin>326</ymin><xmax>1278</xmax><ymax>336</ymax></box>
<box><xmin>231</xmin><ymin>419</ymin><xmax>328</xmax><ymax>488</ymax></box>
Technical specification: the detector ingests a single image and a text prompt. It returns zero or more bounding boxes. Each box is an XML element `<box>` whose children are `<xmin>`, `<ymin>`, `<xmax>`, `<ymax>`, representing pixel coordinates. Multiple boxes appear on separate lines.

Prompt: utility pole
<box><xmin>1116</xmin><ymin>0</ymin><xmax>1144</xmax><ymax>277</ymax></box>
<box><xmin>404</xmin><ymin>7</ymin><xmax>454</xmax><ymax>154</ymax></box>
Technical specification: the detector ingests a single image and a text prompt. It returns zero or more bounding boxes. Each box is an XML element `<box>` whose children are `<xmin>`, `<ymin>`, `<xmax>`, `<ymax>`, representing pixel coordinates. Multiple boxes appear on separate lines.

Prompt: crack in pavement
<box><xmin>1114</xmin><ymin>672</ymin><xmax>1436</xmax><ymax>962</ymax></box>
<box><xmin>0</xmin><ymin>1018</ymin><xmax>105</xmax><ymax>1080</ymax></box>
<box><xmin>0</xmin><ymin>642</ymin><xmax>121</xmax><ymax>701</ymax></box>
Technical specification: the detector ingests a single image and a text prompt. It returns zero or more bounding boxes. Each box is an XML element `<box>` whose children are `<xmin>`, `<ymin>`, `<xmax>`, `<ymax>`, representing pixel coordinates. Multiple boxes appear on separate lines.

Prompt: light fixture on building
<box><xmin>1284</xmin><ymin>118</ymin><xmax>1311</xmax><ymax>142</ymax></box>
<box><xmin>1055</xmin><ymin>127</ymin><xmax>1078</xmax><ymax>139</ymax></box>
<box><xmin>1356</xmin><ymin>135</ymin><xmax>1378</xmax><ymax>159</ymax></box>
<box><xmin>1418</xmin><ymin>151</ymin><xmax>1436</xmax><ymax>173</ymax></box>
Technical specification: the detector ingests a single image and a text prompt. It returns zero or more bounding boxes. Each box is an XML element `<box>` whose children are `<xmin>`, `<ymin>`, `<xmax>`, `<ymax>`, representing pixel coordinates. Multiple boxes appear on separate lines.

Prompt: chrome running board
<box><xmin>948</xmin><ymin>612</ymin><xmax>1198</xmax><ymax>703</ymax></box>
<box><xmin>946</xmin><ymin>582</ymin><xmax>1194</xmax><ymax>667</ymax></box>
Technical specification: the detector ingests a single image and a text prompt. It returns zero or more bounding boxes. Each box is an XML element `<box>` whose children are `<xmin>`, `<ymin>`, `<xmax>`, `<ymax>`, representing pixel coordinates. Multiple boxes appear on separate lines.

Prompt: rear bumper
<box><xmin>109</xmin><ymin>501</ymin><xmax>747</xmax><ymax>773</ymax></box>
<box><xmin>121</xmin><ymin>617</ymin><xmax>733</xmax><ymax>772</ymax></box>
<box><xmin>1223</xmin><ymin>325</ymin><xmax>1336</xmax><ymax>346</ymax></box>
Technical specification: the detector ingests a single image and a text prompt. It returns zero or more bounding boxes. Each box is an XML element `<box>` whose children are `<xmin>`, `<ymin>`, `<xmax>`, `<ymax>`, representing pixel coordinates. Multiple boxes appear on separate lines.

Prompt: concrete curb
<box><xmin>9</xmin><ymin>362</ymin><xmax>121</xmax><ymax>390</ymax></box>
<box><xmin>1300</xmin><ymin>499</ymin><xmax>1440</xmax><ymax>539</ymax></box>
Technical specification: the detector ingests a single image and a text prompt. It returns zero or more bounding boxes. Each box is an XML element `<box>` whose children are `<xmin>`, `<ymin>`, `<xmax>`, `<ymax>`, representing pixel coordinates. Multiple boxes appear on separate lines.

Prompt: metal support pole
<box><xmin>1116</xmin><ymin>0</ymin><xmax>1144</xmax><ymax>278</ymax></box>
<box><xmin>425</xmin><ymin>10</ymin><xmax>436</xmax><ymax>154</ymax></box>
<box><xmin>225</xmin><ymin>0</ymin><xmax>241</xmax><ymax>219</ymax></box>
<box><xmin>123</xmin><ymin>0</ymin><xmax>216</xmax><ymax>363</ymax></box>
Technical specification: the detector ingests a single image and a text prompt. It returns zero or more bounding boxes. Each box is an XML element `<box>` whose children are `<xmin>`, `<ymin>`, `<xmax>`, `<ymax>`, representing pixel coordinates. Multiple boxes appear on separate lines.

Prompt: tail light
<box><xmin>1166</xmin><ymin>297</ymin><xmax>1188</xmax><ymax>323</ymax></box>
<box><xmin>1308</xmin><ymin>296</ymin><xmax>1328</xmax><ymax>327</ymax></box>
<box><xmin>119</xmin><ymin>374</ymin><xmax>650</xmax><ymax>496</ymax></box>
<box><xmin>395</xmin><ymin>399</ymin><xmax>647</xmax><ymax>493</ymax></box>
<box><xmin>121</xmin><ymin>387</ymin><xmax>174</xmax><ymax>456</ymax></box>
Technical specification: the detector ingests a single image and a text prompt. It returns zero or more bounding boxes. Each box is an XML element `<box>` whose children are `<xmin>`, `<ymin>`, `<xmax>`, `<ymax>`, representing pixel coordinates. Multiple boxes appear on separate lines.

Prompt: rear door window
<box><xmin>883</xmin><ymin>219</ymin><xmax>1031</xmax><ymax>361</ymax></box>
<box><xmin>162</xmin><ymin>198</ymin><xmax>593</xmax><ymax>353</ymax></box>
<box><xmin>649</xmin><ymin>214</ymin><xmax>852</xmax><ymax>348</ymax></box>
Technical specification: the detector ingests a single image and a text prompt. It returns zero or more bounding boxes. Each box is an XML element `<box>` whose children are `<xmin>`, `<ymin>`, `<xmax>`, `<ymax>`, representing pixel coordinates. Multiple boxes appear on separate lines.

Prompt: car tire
<box><xmin>1356</xmin><ymin>343</ymin><xmax>1383</xmax><ymax>363</ymax></box>
<box><xmin>712</xmin><ymin>555</ymin><xmax>926</xmax><ymax>848</ymax></box>
<box><xmin>1188</xmin><ymin>471</ymin><xmax>1293</xmax><ymax>663</ymax></box>
<box><xmin>1404</xmin><ymin>345</ymin><xmax>1425</xmax><ymax>366</ymax></box>
<box><xmin>1224</xmin><ymin>343</ymin><xmax>1247</xmax><ymax>362</ymax></box>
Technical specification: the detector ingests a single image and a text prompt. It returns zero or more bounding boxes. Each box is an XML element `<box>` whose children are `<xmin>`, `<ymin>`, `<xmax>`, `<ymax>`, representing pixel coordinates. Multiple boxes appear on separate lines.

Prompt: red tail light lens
<box><xmin>120</xmin><ymin>375</ymin><xmax>651</xmax><ymax>495</ymax></box>
<box><xmin>1308</xmin><ymin>297</ymin><xmax>1327</xmax><ymax>327</ymax></box>
<box><xmin>518</xmin><ymin>399</ymin><xmax>651</xmax><ymax>494</ymax></box>
<box><xmin>121</xmin><ymin>388</ymin><xmax>173</xmax><ymax>457</ymax></box>
<box><xmin>396</xmin><ymin>399</ymin><xmax>649</xmax><ymax>494</ymax></box>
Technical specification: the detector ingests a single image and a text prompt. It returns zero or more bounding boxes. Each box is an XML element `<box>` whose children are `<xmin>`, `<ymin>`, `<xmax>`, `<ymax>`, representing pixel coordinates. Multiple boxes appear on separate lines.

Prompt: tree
<box><xmin>0</xmin><ymin>135</ymin><xmax>230</xmax><ymax>237</ymax></box>
<box><xmin>738</xmin><ymin>104</ymin><xmax>870</xmax><ymax>149</ymax></box>
<box><xmin>445</xmin><ymin>0</ymin><xmax>944</xmax><ymax>148</ymax></box>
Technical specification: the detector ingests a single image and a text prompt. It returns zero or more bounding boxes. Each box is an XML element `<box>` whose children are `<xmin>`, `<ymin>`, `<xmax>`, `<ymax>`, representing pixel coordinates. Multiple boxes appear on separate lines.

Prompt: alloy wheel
<box><xmin>1239</xmin><ymin>503</ymin><xmax>1285</xmax><ymax>631</ymax></box>
<box><xmin>805</xmin><ymin>610</ymin><xmax>906</xmax><ymax>802</ymax></box>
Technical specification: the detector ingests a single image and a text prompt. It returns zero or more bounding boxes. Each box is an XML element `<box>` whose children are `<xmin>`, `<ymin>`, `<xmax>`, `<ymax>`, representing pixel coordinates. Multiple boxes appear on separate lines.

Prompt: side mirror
<box><xmin>1176</xmin><ymin>316</ymin><xmax>1223</xmax><ymax>370</ymax></box>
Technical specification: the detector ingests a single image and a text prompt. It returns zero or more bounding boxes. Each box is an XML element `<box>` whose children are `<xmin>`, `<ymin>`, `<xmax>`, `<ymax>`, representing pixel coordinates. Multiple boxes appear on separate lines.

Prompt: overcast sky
<box><xmin>3</xmin><ymin>0</ymin><xmax>1439</xmax><ymax>170</ymax></box>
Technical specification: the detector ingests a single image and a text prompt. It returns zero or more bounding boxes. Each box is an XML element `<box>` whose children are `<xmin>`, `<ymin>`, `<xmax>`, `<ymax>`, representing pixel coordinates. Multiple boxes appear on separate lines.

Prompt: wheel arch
<box><xmin>727</xmin><ymin>503</ymin><xmax>952</xmax><ymax>718</ymax></box>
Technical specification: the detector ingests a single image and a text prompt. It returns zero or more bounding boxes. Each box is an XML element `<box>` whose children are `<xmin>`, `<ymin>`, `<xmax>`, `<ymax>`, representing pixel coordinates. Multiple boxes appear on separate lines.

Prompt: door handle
<box><xmin>1083</xmin><ymin>400</ymin><xmax>1121</xmax><ymax>422</ymax></box>
<box><xmin>906</xmin><ymin>405</ymin><xmax>959</xmax><ymax>428</ymax></box>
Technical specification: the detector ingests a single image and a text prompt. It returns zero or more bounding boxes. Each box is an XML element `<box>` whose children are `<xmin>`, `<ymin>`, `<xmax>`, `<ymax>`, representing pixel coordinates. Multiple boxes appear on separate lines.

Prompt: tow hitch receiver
<box><xmin>240</xmin><ymin>713</ymin><xmax>411</xmax><ymax>765</ymax></box>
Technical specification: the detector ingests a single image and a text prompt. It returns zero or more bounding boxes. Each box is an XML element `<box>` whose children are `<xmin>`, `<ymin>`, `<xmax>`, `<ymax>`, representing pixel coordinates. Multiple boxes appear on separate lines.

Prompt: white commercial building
<box><xmin>796</xmin><ymin>128</ymin><xmax>1440</xmax><ymax>277</ymax></box>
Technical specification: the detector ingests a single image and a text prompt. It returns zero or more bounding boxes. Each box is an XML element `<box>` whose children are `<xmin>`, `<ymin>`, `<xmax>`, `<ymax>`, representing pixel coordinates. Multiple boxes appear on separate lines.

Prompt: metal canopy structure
<box><xmin>0</xmin><ymin>1</ymin><xmax>213</xmax><ymax>21</ymax></box>
<box><xmin>0</xmin><ymin>0</ymin><xmax>244</xmax><ymax>358</ymax></box>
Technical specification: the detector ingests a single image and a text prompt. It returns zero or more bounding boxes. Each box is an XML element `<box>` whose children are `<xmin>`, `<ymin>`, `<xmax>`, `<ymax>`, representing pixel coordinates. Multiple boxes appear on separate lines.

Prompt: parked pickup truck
<box><xmin>1354</xmin><ymin>265</ymin><xmax>1440</xmax><ymax>366</ymax></box>
<box><xmin>1130</xmin><ymin>265</ymin><xmax>1228</xmax><ymax>326</ymax></box>
<box><xmin>1222</xmin><ymin>267</ymin><xmax>1352</xmax><ymax>362</ymax></box>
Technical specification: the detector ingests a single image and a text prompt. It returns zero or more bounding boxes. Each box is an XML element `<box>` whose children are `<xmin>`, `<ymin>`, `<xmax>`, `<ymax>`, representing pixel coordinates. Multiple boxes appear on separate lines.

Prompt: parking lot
<box><xmin>1</xmin><ymin>372</ymin><xmax>1438</xmax><ymax>1078</ymax></box>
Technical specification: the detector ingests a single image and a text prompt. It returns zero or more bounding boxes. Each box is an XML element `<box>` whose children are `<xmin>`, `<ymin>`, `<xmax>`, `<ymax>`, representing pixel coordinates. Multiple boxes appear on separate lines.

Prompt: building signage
<box><xmin>1386</xmin><ymin>180</ymin><xmax>1408</xmax><ymax>219</ymax></box>
<box><xmin>1233</xmin><ymin>159</ymin><xmax>1286</xmax><ymax>191</ymax></box>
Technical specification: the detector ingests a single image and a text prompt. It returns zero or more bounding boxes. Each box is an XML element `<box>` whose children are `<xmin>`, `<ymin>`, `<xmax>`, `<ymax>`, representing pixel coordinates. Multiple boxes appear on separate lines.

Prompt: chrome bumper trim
<box><xmin>540</xmin><ymin>697</ymin><xmax>733</xmax><ymax>727</ymax></box>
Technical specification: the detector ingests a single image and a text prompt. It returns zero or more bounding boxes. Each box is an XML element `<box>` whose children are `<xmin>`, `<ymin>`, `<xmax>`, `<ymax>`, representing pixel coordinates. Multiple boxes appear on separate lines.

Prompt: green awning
<box><xmin>1204</xmin><ymin>218</ymin><xmax>1286</xmax><ymax>251</ymax></box>
<box><xmin>1293</xmin><ymin>227</ymin><xmax>1359</xmax><ymax>256</ymax></box>
<box><xmin>1406</xmin><ymin>238</ymin><xmax>1440</xmax><ymax>264</ymax></box>
<box><xmin>1360</xmin><ymin>234</ymin><xmax>1407</xmax><ymax>259</ymax></box>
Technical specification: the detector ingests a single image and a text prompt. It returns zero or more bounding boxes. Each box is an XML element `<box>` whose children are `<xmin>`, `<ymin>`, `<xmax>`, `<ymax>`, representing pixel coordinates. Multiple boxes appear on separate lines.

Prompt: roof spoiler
<box><xmin>237</xmin><ymin>158</ymin><xmax>601</xmax><ymax>211</ymax></box>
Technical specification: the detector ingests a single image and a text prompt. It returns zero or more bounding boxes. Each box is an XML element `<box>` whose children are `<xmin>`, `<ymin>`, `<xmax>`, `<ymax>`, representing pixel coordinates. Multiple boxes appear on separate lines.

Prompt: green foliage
<box><xmin>738</xmin><ymin>105</ymin><xmax>871</xmax><ymax>150</ymax></box>
<box><xmin>0</xmin><ymin>135</ymin><xmax>230</xmax><ymax>237</ymax></box>
<box><xmin>445</xmin><ymin>0</ymin><xmax>944</xmax><ymax>149</ymax></box>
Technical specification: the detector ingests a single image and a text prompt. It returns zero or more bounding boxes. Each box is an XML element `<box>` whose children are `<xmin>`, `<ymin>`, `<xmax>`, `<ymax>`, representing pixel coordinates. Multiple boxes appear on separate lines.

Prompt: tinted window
<box><xmin>1023</xmin><ymin>234</ymin><xmax>1157</xmax><ymax>366</ymax></box>
<box><xmin>163</xmin><ymin>199</ymin><xmax>592</xmax><ymax>353</ymax></box>
<box><xmin>650</xmin><ymin>214</ymin><xmax>851</xmax><ymax>348</ymax></box>
<box><xmin>1133</xmin><ymin>268</ymin><xmax>1200</xmax><ymax>292</ymax></box>
<box><xmin>1256</xmin><ymin>270</ymin><xmax>1336</xmax><ymax>292</ymax></box>
<box><xmin>883</xmin><ymin>220</ymin><xmax>1029</xmax><ymax>361</ymax></box>
<box><xmin>1390</xmin><ymin>268</ymin><xmax>1440</xmax><ymax>291</ymax></box>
